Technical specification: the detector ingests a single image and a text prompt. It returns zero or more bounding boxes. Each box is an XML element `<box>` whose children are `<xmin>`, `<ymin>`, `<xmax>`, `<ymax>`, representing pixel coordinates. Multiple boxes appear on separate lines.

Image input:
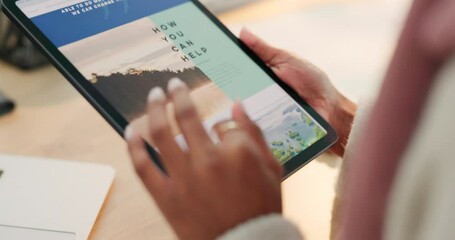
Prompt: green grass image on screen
<box><xmin>259</xmin><ymin>101</ymin><xmax>327</xmax><ymax>164</ymax></box>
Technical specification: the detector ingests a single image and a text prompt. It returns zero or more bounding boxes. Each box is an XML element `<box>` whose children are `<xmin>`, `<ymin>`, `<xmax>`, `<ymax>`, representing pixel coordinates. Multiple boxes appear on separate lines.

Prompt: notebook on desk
<box><xmin>0</xmin><ymin>155</ymin><xmax>115</xmax><ymax>240</ymax></box>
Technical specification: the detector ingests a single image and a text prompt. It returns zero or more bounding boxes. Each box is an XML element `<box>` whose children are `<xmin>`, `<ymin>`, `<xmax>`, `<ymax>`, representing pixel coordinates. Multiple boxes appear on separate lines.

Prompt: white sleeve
<box><xmin>335</xmin><ymin>99</ymin><xmax>374</xmax><ymax>196</ymax></box>
<box><xmin>330</xmin><ymin>99</ymin><xmax>374</xmax><ymax>240</ymax></box>
<box><xmin>217</xmin><ymin>214</ymin><xmax>304</xmax><ymax>240</ymax></box>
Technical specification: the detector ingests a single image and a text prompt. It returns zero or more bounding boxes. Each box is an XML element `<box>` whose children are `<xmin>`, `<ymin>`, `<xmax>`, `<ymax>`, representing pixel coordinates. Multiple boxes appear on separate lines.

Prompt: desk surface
<box><xmin>0</xmin><ymin>0</ymin><xmax>355</xmax><ymax>239</ymax></box>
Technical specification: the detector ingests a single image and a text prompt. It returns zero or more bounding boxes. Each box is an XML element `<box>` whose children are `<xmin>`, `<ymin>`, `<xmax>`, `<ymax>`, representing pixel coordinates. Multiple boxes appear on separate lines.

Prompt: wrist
<box><xmin>329</xmin><ymin>92</ymin><xmax>357</xmax><ymax>157</ymax></box>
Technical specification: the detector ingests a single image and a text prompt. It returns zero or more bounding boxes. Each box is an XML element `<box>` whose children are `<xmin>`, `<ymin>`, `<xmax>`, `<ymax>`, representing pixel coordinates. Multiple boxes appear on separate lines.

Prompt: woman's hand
<box><xmin>240</xmin><ymin>28</ymin><xmax>357</xmax><ymax>156</ymax></box>
<box><xmin>125</xmin><ymin>78</ymin><xmax>282</xmax><ymax>240</ymax></box>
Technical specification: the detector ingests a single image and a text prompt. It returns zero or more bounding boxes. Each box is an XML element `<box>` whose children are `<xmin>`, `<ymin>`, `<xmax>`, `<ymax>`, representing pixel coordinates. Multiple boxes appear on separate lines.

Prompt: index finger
<box><xmin>125</xmin><ymin>126</ymin><xmax>167</xmax><ymax>195</ymax></box>
<box><xmin>167</xmin><ymin>78</ymin><xmax>215</xmax><ymax>160</ymax></box>
<box><xmin>146</xmin><ymin>87</ymin><xmax>188</xmax><ymax>177</ymax></box>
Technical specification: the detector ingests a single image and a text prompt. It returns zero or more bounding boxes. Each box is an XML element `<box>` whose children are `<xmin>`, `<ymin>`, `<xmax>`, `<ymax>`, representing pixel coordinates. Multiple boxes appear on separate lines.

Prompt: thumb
<box><xmin>232</xmin><ymin>102</ymin><xmax>283</xmax><ymax>179</ymax></box>
<box><xmin>240</xmin><ymin>28</ymin><xmax>286</xmax><ymax>66</ymax></box>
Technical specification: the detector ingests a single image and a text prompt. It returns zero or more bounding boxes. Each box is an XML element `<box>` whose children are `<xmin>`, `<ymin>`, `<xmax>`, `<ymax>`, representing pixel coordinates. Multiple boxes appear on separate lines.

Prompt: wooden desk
<box><xmin>0</xmin><ymin>0</ymin><xmax>346</xmax><ymax>239</ymax></box>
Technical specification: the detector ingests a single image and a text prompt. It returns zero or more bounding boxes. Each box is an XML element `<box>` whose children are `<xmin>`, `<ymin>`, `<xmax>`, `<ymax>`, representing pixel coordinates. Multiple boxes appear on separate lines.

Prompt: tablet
<box><xmin>2</xmin><ymin>0</ymin><xmax>337</xmax><ymax>178</ymax></box>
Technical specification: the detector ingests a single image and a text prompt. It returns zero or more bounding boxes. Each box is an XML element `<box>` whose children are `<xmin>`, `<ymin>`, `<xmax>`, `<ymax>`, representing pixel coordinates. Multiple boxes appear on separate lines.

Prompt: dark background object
<box><xmin>0</xmin><ymin>90</ymin><xmax>15</xmax><ymax>116</ymax></box>
<box><xmin>0</xmin><ymin>7</ymin><xmax>47</xmax><ymax>70</ymax></box>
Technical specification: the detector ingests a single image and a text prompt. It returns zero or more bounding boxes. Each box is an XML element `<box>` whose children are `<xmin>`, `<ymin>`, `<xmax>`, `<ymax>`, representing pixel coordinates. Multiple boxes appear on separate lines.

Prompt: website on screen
<box><xmin>17</xmin><ymin>0</ymin><xmax>327</xmax><ymax>163</ymax></box>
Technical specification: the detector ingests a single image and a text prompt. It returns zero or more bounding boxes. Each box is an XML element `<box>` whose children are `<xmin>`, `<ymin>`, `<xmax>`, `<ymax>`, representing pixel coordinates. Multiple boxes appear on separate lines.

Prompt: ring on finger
<box><xmin>213</xmin><ymin>120</ymin><xmax>242</xmax><ymax>139</ymax></box>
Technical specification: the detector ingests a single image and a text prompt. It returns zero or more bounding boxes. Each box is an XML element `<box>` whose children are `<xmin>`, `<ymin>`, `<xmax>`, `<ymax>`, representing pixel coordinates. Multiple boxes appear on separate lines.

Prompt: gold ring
<box><xmin>213</xmin><ymin>120</ymin><xmax>242</xmax><ymax>138</ymax></box>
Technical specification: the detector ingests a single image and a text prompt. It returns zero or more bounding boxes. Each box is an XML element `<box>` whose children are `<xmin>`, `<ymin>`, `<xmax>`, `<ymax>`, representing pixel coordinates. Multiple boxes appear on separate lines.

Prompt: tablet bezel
<box><xmin>1</xmin><ymin>0</ymin><xmax>338</xmax><ymax>179</ymax></box>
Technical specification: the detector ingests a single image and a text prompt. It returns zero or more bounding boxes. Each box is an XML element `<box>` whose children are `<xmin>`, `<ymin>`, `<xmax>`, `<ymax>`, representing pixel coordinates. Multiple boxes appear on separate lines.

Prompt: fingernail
<box><xmin>240</xmin><ymin>27</ymin><xmax>251</xmax><ymax>35</ymax></box>
<box><xmin>148</xmin><ymin>87</ymin><xmax>165</xmax><ymax>102</ymax></box>
<box><xmin>240</xmin><ymin>27</ymin><xmax>255</xmax><ymax>43</ymax></box>
<box><xmin>124</xmin><ymin>125</ymin><xmax>134</xmax><ymax>140</ymax></box>
<box><xmin>167</xmin><ymin>78</ymin><xmax>186</xmax><ymax>93</ymax></box>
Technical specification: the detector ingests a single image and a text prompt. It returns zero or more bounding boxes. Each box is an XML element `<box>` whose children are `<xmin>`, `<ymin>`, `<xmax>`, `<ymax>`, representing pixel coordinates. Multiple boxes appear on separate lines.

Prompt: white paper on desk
<box><xmin>229</xmin><ymin>0</ymin><xmax>412</xmax><ymax>100</ymax></box>
<box><xmin>0</xmin><ymin>155</ymin><xmax>115</xmax><ymax>240</ymax></box>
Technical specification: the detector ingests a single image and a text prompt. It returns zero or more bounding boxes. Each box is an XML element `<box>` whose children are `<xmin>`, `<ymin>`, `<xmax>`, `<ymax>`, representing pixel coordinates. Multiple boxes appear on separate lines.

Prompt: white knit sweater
<box><xmin>218</xmin><ymin>56</ymin><xmax>455</xmax><ymax>240</ymax></box>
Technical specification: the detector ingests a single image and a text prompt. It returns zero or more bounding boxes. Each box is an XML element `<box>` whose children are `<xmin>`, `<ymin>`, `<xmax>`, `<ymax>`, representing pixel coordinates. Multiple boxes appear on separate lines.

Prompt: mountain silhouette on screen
<box><xmin>92</xmin><ymin>67</ymin><xmax>210</xmax><ymax>120</ymax></box>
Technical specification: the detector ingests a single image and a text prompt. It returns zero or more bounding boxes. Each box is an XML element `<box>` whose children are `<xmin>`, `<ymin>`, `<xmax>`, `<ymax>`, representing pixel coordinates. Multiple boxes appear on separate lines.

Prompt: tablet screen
<box><xmin>17</xmin><ymin>0</ymin><xmax>327</xmax><ymax>163</ymax></box>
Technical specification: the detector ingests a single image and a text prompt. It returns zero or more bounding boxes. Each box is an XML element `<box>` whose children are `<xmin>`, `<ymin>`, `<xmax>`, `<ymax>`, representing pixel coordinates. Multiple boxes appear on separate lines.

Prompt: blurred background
<box><xmin>0</xmin><ymin>0</ymin><xmax>412</xmax><ymax>239</ymax></box>
<box><xmin>0</xmin><ymin>9</ymin><xmax>47</xmax><ymax>69</ymax></box>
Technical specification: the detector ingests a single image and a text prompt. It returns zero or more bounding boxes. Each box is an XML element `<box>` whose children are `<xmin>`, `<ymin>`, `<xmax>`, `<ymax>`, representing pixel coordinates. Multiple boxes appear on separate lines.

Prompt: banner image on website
<box><xmin>22</xmin><ymin>0</ymin><xmax>327</xmax><ymax>163</ymax></box>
